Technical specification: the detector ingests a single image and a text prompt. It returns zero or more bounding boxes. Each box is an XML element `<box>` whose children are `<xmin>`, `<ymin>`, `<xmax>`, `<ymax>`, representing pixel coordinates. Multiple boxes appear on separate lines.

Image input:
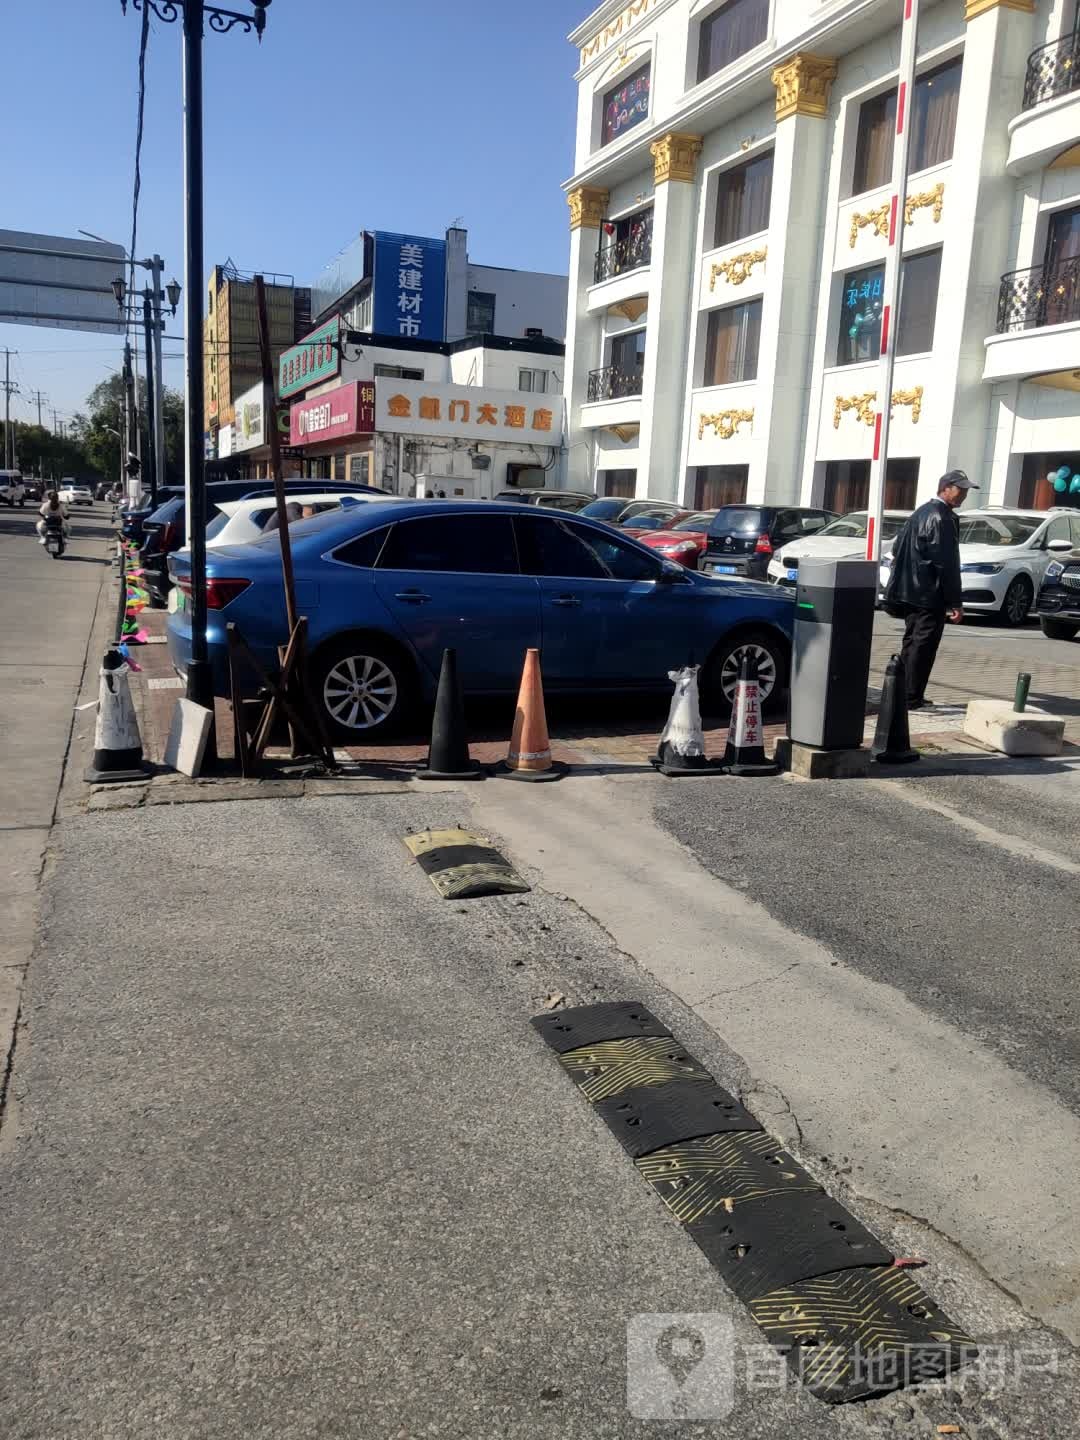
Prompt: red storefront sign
<box><xmin>289</xmin><ymin>381</ymin><xmax>376</xmax><ymax>447</ymax></box>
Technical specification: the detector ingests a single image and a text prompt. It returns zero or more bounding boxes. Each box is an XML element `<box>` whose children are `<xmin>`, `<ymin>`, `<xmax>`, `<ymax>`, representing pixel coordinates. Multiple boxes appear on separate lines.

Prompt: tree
<box><xmin>3</xmin><ymin>422</ymin><xmax>89</xmax><ymax>482</ymax></box>
<box><xmin>80</xmin><ymin>371</ymin><xmax>186</xmax><ymax>487</ymax></box>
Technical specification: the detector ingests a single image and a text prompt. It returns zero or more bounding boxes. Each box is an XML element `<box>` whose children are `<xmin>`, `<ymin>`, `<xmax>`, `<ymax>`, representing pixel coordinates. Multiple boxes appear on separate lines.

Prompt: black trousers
<box><xmin>899</xmin><ymin>606</ymin><xmax>946</xmax><ymax>705</ymax></box>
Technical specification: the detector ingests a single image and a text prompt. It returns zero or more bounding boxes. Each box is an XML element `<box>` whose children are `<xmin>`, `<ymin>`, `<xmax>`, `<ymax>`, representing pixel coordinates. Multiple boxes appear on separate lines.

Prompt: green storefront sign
<box><xmin>278</xmin><ymin>315</ymin><xmax>340</xmax><ymax>399</ymax></box>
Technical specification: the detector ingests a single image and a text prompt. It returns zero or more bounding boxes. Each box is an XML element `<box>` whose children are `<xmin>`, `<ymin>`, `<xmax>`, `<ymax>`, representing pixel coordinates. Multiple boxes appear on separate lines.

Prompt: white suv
<box><xmin>879</xmin><ymin>507</ymin><xmax>1074</xmax><ymax>626</ymax></box>
<box><xmin>0</xmin><ymin>470</ymin><xmax>26</xmax><ymax>507</ymax></box>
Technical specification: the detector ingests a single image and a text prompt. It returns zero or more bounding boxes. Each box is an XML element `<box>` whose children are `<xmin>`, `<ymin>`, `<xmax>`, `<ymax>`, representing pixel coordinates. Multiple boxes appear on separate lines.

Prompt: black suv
<box><xmin>700</xmin><ymin>505</ymin><xmax>837</xmax><ymax>581</ymax></box>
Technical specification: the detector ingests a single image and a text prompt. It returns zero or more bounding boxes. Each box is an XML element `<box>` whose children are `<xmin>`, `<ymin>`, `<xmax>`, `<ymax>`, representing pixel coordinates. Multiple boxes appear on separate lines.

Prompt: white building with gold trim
<box><xmin>562</xmin><ymin>0</ymin><xmax>1080</xmax><ymax>514</ymax></box>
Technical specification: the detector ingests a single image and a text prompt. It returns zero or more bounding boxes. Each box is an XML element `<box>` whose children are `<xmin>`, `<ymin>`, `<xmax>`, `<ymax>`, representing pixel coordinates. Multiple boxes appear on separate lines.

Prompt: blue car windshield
<box><xmin>580</xmin><ymin>499</ymin><xmax>626</xmax><ymax>520</ymax></box>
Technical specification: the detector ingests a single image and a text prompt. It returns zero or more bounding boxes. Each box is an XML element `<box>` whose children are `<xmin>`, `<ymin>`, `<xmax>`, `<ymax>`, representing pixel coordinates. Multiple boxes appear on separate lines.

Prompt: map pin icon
<box><xmin>655</xmin><ymin>1324</ymin><xmax>707</xmax><ymax>1388</ymax></box>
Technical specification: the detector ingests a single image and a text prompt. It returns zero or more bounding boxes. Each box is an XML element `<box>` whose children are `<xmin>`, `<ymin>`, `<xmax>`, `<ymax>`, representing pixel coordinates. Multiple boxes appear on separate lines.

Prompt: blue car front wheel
<box><xmin>705</xmin><ymin>629</ymin><xmax>787</xmax><ymax>718</ymax></box>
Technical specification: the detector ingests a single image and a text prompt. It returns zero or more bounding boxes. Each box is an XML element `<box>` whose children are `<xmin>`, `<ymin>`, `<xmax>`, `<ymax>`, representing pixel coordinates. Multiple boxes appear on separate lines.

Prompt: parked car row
<box><xmin>165</xmin><ymin>499</ymin><xmax>797</xmax><ymax>743</ymax></box>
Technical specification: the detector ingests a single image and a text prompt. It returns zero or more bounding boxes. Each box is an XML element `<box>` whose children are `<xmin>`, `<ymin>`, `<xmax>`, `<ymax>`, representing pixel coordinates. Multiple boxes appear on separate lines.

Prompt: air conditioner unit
<box><xmin>471</xmin><ymin>453</ymin><xmax>492</xmax><ymax>470</ymax></box>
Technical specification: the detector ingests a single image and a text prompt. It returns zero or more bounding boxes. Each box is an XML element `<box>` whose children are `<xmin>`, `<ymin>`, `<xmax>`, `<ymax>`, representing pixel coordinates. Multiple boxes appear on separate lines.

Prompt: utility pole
<box><xmin>1</xmin><ymin>349</ymin><xmax>18</xmax><ymax>471</ymax></box>
<box><xmin>28</xmin><ymin>389</ymin><xmax>46</xmax><ymax>429</ymax></box>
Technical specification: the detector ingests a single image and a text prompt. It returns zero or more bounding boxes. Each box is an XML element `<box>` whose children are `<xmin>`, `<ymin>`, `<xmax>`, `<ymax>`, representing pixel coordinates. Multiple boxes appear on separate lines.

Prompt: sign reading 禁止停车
<box><xmin>278</xmin><ymin>315</ymin><xmax>341</xmax><ymax>399</ymax></box>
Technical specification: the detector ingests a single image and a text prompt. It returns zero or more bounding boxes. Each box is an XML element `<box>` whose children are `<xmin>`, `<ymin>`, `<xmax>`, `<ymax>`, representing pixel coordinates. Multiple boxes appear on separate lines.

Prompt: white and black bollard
<box><xmin>84</xmin><ymin>649</ymin><xmax>148</xmax><ymax>784</ymax></box>
<box><xmin>651</xmin><ymin>665</ymin><xmax>723</xmax><ymax>777</ymax></box>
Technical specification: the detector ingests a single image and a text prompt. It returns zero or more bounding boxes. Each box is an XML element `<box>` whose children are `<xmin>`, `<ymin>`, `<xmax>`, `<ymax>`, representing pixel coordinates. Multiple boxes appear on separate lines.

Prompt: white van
<box><xmin>0</xmin><ymin>470</ymin><xmax>26</xmax><ymax>507</ymax></box>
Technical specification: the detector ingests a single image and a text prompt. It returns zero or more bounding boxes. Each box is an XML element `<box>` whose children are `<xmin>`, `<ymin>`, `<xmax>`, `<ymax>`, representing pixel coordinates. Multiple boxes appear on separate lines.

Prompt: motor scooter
<box><xmin>43</xmin><ymin>514</ymin><xmax>66</xmax><ymax>559</ymax></box>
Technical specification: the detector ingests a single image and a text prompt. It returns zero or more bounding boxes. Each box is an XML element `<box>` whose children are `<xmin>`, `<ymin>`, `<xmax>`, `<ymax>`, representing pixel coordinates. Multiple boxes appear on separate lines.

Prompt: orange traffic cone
<box><xmin>499</xmin><ymin>648</ymin><xmax>566</xmax><ymax>782</ymax></box>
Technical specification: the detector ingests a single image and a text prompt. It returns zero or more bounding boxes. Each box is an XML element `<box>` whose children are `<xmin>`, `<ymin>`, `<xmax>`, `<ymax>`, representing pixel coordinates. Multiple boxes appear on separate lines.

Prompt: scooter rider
<box><xmin>36</xmin><ymin>490</ymin><xmax>71</xmax><ymax>549</ymax></box>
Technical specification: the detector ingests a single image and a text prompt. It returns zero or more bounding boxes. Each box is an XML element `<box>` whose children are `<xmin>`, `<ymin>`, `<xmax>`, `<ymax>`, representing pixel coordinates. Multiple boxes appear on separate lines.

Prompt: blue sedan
<box><xmin>167</xmin><ymin>500</ymin><xmax>794</xmax><ymax>741</ymax></box>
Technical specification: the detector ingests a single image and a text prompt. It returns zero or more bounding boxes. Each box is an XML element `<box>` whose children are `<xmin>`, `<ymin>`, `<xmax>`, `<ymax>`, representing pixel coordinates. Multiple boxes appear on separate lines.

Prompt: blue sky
<box><xmin>2</xmin><ymin>0</ymin><xmax>586</xmax><ymax>425</ymax></box>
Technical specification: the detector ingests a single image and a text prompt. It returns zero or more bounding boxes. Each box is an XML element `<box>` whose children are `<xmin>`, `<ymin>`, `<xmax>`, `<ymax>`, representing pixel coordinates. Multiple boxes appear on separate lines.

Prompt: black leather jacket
<box><xmin>885</xmin><ymin>498</ymin><xmax>962</xmax><ymax>612</ymax></box>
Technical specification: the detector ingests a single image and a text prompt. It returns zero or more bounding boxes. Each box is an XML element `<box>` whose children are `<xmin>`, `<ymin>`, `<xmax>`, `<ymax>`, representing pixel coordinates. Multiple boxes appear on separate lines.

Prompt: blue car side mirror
<box><xmin>658</xmin><ymin>561</ymin><xmax>688</xmax><ymax>585</ymax></box>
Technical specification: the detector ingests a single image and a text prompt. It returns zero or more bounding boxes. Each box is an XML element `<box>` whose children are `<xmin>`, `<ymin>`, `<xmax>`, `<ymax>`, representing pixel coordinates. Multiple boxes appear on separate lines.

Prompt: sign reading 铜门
<box><xmin>289</xmin><ymin>380</ymin><xmax>376</xmax><ymax>448</ymax></box>
<box><xmin>279</xmin><ymin>315</ymin><xmax>341</xmax><ymax>400</ymax></box>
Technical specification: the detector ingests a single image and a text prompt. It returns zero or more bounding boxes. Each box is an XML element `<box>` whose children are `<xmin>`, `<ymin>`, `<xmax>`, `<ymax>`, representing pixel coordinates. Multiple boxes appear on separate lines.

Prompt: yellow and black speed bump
<box><xmin>532</xmin><ymin>999</ymin><xmax>976</xmax><ymax>1403</ymax></box>
<box><xmin>403</xmin><ymin>828</ymin><xmax>530</xmax><ymax>900</ymax></box>
<box><xmin>532</xmin><ymin>1000</ymin><xmax>673</xmax><ymax>1052</ymax></box>
<box><xmin>637</xmin><ymin>1131</ymin><xmax>821</xmax><ymax>1223</ymax></box>
<box><xmin>596</xmin><ymin>1081</ymin><xmax>762</xmax><ymax>1158</ymax></box>
<box><xmin>555</xmin><ymin>1034</ymin><xmax>713</xmax><ymax>1104</ymax></box>
<box><xmin>751</xmin><ymin>1265</ymin><xmax>976</xmax><ymax>1402</ymax></box>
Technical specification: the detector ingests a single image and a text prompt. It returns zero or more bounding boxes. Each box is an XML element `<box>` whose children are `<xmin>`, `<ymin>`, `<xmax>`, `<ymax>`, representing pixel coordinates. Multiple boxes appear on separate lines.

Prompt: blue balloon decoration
<box><xmin>1054</xmin><ymin>475</ymin><xmax>1069</xmax><ymax>493</ymax></box>
<box><xmin>1058</xmin><ymin>465</ymin><xmax>1072</xmax><ymax>482</ymax></box>
<box><xmin>1070</xmin><ymin>475</ymin><xmax>1080</xmax><ymax>495</ymax></box>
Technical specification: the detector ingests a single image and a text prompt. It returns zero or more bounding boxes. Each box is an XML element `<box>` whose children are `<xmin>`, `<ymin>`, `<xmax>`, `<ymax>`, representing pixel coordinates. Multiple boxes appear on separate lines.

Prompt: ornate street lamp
<box><xmin>120</xmin><ymin>1</ymin><xmax>271</xmax><ymax>770</ymax></box>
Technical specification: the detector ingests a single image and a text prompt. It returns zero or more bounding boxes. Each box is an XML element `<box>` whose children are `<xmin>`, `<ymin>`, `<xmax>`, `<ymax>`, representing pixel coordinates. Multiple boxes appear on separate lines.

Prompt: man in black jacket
<box><xmin>884</xmin><ymin>469</ymin><xmax>979</xmax><ymax>709</ymax></box>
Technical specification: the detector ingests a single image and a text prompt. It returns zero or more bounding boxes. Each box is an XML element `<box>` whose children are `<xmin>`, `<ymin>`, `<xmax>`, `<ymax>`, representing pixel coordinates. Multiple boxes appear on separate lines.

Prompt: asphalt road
<box><xmin>5</xmin><ymin>534</ymin><xmax>1080</xmax><ymax>1435</ymax></box>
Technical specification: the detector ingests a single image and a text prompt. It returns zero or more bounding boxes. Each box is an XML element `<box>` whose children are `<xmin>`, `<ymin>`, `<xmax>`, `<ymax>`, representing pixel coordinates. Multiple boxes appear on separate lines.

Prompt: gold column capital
<box><xmin>771</xmin><ymin>53</ymin><xmax>838</xmax><ymax>121</ymax></box>
<box><xmin>650</xmin><ymin>132</ymin><xmax>703</xmax><ymax>184</ymax></box>
<box><xmin>567</xmin><ymin>185</ymin><xmax>610</xmax><ymax>230</ymax></box>
<box><xmin>964</xmin><ymin>0</ymin><xmax>1035</xmax><ymax>18</ymax></box>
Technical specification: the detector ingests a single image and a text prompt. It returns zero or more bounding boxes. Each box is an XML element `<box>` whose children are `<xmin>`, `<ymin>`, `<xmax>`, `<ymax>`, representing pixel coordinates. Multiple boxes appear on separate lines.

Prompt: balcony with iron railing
<box><xmin>1023</xmin><ymin>31</ymin><xmax>1080</xmax><ymax>110</ymax></box>
<box><xmin>586</xmin><ymin>365</ymin><xmax>645</xmax><ymax>404</ymax></box>
<box><xmin>593</xmin><ymin>214</ymin><xmax>654</xmax><ymax>285</ymax></box>
<box><xmin>1008</xmin><ymin>29</ymin><xmax>1080</xmax><ymax>173</ymax></box>
<box><xmin>984</xmin><ymin>255</ymin><xmax>1080</xmax><ymax>382</ymax></box>
<box><xmin>997</xmin><ymin>256</ymin><xmax>1080</xmax><ymax>332</ymax></box>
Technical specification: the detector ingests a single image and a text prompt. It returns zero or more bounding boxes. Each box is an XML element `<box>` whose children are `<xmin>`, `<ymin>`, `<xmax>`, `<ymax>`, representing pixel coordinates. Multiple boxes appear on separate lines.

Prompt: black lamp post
<box><xmin>121</xmin><ymin>0</ymin><xmax>270</xmax><ymax>769</ymax></box>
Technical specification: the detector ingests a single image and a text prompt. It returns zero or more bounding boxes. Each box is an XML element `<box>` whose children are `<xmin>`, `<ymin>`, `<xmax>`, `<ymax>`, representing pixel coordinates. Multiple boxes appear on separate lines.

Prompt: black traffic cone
<box><xmin>871</xmin><ymin>654</ymin><xmax>920</xmax><ymax>765</ymax></box>
<box><xmin>416</xmin><ymin>648</ymin><xmax>484</xmax><ymax>781</ymax></box>
<box><xmin>651</xmin><ymin>664</ymin><xmax>723</xmax><ymax>776</ymax></box>
<box><xmin>85</xmin><ymin>648</ymin><xmax>149</xmax><ymax>784</ymax></box>
<box><xmin>725</xmin><ymin>651</ymin><xmax>779</xmax><ymax>777</ymax></box>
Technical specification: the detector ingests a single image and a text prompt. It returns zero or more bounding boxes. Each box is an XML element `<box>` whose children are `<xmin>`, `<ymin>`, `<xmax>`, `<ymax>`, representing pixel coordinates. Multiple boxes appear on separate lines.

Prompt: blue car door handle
<box><xmin>394</xmin><ymin>589</ymin><xmax>431</xmax><ymax>603</ymax></box>
<box><xmin>551</xmin><ymin>594</ymin><xmax>581</xmax><ymax>607</ymax></box>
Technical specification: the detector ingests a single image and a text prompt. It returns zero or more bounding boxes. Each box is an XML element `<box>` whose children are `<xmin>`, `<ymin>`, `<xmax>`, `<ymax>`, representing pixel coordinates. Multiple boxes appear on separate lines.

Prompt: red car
<box><xmin>639</xmin><ymin>511</ymin><xmax>717</xmax><ymax>569</ymax></box>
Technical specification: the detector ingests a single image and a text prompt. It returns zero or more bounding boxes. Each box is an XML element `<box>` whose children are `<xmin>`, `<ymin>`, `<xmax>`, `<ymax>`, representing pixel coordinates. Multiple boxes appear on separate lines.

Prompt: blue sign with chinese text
<box><xmin>372</xmin><ymin>232</ymin><xmax>447</xmax><ymax>343</ymax></box>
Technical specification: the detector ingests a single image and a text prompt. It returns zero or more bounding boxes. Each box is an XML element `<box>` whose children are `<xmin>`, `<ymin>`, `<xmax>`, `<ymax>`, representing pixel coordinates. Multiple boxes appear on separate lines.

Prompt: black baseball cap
<box><xmin>938</xmin><ymin>469</ymin><xmax>979</xmax><ymax>491</ymax></box>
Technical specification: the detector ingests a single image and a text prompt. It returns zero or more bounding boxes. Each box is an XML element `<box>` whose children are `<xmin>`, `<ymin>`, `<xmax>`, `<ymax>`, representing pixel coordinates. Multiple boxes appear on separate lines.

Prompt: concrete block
<box><xmin>963</xmin><ymin>700</ymin><xmax>1065</xmax><ymax>757</ymax></box>
<box><xmin>775</xmin><ymin>737</ymin><xmax>871</xmax><ymax>779</ymax></box>
<box><xmin>164</xmin><ymin>699</ymin><xmax>212</xmax><ymax>777</ymax></box>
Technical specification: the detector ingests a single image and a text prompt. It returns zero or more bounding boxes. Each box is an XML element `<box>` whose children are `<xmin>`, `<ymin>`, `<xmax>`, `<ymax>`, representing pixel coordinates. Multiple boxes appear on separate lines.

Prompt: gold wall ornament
<box><xmin>832</xmin><ymin>386</ymin><xmax>924</xmax><ymax>429</ymax></box>
<box><xmin>964</xmin><ymin>0</ymin><xmax>1034</xmax><ymax>18</ymax></box>
<box><xmin>904</xmin><ymin>181</ymin><xmax>945</xmax><ymax>227</ymax></box>
<box><xmin>609</xmin><ymin>297</ymin><xmax>649</xmax><ymax>323</ymax></box>
<box><xmin>698</xmin><ymin>408</ymin><xmax>754</xmax><ymax>441</ymax></box>
<box><xmin>771</xmin><ymin>54</ymin><xmax>838</xmax><ymax>122</ymax></box>
<box><xmin>710</xmin><ymin>248</ymin><xmax>767</xmax><ymax>289</ymax></box>
<box><xmin>567</xmin><ymin>186</ymin><xmax>610</xmax><ymax>231</ymax></box>
<box><xmin>580</xmin><ymin>0</ymin><xmax>658</xmax><ymax>66</ymax></box>
<box><xmin>651</xmin><ymin>132</ymin><xmax>703</xmax><ymax>184</ymax></box>
<box><xmin>607</xmin><ymin>423</ymin><xmax>641</xmax><ymax>443</ymax></box>
<box><xmin>848</xmin><ymin>204</ymin><xmax>890</xmax><ymax>249</ymax></box>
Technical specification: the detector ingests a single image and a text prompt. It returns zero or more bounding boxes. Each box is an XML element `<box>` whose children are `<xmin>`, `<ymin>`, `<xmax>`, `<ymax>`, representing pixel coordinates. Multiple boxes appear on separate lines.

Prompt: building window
<box><xmin>602</xmin><ymin>61</ymin><xmax>651</xmax><ymax>146</ymax></box>
<box><xmin>704</xmin><ymin>300</ymin><xmax>762</xmax><ymax>386</ymax></box>
<box><xmin>349</xmin><ymin>454</ymin><xmax>371</xmax><ymax>485</ymax></box>
<box><xmin>599</xmin><ymin>469</ymin><xmax>637</xmax><ymax>498</ymax></box>
<box><xmin>713</xmin><ymin>150</ymin><xmax>773</xmax><ymax>249</ymax></box>
<box><xmin>851</xmin><ymin>57</ymin><xmax>962</xmax><ymax>196</ymax></box>
<box><xmin>836</xmin><ymin>249</ymin><xmax>941</xmax><ymax>366</ymax></box>
<box><xmin>697</xmin><ymin>0</ymin><xmax>769</xmax><ymax>84</ymax></box>
<box><xmin>1020</xmin><ymin>453</ymin><xmax>1080</xmax><ymax>510</ymax></box>
<box><xmin>609</xmin><ymin>328</ymin><xmax>647</xmax><ymax>382</ymax></box>
<box><xmin>518</xmin><ymin>368</ymin><xmax>549</xmax><ymax>393</ymax></box>
<box><xmin>333</xmin><ymin>454</ymin><xmax>346</xmax><ymax>481</ymax></box>
<box><xmin>373</xmin><ymin>364</ymin><xmax>424</xmax><ymax>380</ymax></box>
<box><xmin>693</xmin><ymin>465</ymin><xmax>748</xmax><ymax>510</ymax></box>
<box><xmin>466</xmin><ymin>290</ymin><xmax>497</xmax><ymax>334</ymax></box>
<box><xmin>822</xmin><ymin>458</ymin><xmax>919</xmax><ymax>513</ymax></box>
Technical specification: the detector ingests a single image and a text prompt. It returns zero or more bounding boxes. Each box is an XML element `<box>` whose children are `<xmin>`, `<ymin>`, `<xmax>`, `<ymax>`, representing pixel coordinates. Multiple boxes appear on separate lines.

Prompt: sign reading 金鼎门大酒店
<box><xmin>375</xmin><ymin>379</ymin><xmax>560</xmax><ymax>447</ymax></box>
<box><xmin>279</xmin><ymin>315</ymin><xmax>341</xmax><ymax>400</ymax></box>
<box><xmin>289</xmin><ymin>380</ymin><xmax>376</xmax><ymax>448</ymax></box>
<box><xmin>372</xmin><ymin>232</ymin><xmax>447</xmax><ymax>344</ymax></box>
